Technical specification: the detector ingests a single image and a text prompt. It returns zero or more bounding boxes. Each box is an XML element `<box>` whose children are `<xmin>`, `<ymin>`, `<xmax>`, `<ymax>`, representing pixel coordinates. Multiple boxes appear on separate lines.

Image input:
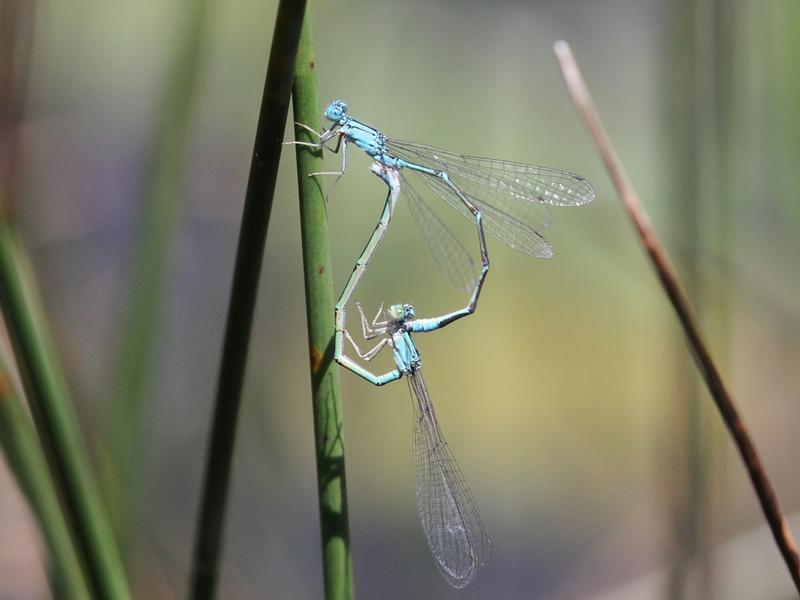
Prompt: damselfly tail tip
<box><xmin>553</xmin><ymin>40</ymin><xmax>570</xmax><ymax>57</ymax></box>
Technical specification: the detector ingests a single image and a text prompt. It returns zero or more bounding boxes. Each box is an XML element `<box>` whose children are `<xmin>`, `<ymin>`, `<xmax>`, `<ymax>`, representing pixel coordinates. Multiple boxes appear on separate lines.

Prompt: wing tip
<box><xmin>439</xmin><ymin>563</ymin><xmax>478</xmax><ymax>589</ymax></box>
<box><xmin>576</xmin><ymin>179</ymin><xmax>597</xmax><ymax>205</ymax></box>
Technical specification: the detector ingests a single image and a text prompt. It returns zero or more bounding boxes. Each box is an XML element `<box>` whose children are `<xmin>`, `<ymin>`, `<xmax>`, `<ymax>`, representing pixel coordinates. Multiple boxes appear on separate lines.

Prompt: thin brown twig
<box><xmin>553</xmin><ymin>40</ymin><xmax>800</xmax><ymax>594</ymax></box>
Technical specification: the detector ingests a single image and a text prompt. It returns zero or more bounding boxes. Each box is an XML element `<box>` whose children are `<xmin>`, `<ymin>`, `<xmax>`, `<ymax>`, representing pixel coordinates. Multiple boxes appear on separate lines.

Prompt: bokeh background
<box><xmin>1</xmin><ymin>0</ymin><xmax>799</xmax><ymax>598</ymax></box>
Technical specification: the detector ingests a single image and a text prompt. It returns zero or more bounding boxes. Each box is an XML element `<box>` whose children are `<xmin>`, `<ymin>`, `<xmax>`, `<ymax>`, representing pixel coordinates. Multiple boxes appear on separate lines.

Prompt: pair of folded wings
<box><xmin>387</xmin><ymin>139</ymin><xmax>595</xmax><ymax>293</ymax></box>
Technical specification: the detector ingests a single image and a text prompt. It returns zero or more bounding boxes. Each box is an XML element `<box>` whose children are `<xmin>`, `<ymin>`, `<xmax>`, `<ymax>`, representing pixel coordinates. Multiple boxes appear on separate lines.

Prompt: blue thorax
<box><xmin>334</xmin><ymin>115</ymin><xmax>406</xmax><ymax>169</ymax></box>
<box><xmin>389</xmin><ymin>328</ymin><xmax>421</xmax><ymax>374</ymax></box>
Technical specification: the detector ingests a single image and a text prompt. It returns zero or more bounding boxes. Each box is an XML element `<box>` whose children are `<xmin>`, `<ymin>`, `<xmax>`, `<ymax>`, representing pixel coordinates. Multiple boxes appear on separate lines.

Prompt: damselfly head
<box><xmin>324</xmin><ymin>99</ymin><xmax>348</xmax><ymax>122</ymax></box>
<box><xmin>388</xmin><ymin>303</ymin><xmax>415</xmax><ymax>322</ymax></box>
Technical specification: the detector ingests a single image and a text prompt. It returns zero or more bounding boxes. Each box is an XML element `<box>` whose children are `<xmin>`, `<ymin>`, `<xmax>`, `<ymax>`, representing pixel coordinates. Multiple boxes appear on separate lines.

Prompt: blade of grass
<box><xmin>188</xmin><ymin>1</ymin><xmax>307</xmax><ymax>597</ymax></box>
<box><xmin>105</xmin><ymin>0</ymin><xmax>211</xmax><ymax>550</ymax></box>
<box><xmin>553</xmin><ymin>40</ymin><xmax>800</xmax><ymax>594</ymax></box>
<box><xmin>0</xmin><ymin>4</ymin><xmax>127</xmax><ymax>596</ymax></box>
<box><xmin>0</xmin><ymin>206</ymin><xmax>130</xmax><ymax>598</ymax></box>
<box><xmin>292</xmin><ymin>11</ymin><xmax>354</xmax><ymax>600</ymax></box>
<box><xmin>0</xmin><ymin>5</ymin><xmax>128</xmax><ymax>590</ymax></box>
<box><xmin>0</xmin><ymin>340</ymin><xmax>90</xmax><ymax>599</ymax></box>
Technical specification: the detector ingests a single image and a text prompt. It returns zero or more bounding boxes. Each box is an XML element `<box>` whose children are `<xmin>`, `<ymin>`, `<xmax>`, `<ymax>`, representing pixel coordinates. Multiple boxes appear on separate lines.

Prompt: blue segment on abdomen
<box><xmin>407</xmin><ymin>318</ymin><xmax>441</xmax><ymax>333</ymax></box>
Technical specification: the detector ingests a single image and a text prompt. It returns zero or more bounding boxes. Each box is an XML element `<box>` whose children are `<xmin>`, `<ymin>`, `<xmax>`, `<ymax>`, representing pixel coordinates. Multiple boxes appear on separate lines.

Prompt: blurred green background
<box><xmin>1</xmin><ymin>0</ymin><xmax>799</xmax><ymax>598</ymax></box>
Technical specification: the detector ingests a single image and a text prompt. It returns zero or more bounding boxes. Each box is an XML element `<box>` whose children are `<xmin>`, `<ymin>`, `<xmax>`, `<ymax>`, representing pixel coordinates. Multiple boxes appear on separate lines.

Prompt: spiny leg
<box><xmin>371</xmin><ymin>303</ymin><xmax>388</xmax><ymax>328</ymax></box>
<box><xmin>343</xmin><ymin>329</ymin><xmax>388</xmax><ymax>361</ymax></box>
<box><xmin>304</xmin><ymin>137</ymin><xmax>346</xmax><ymax>202</ymax></box>
<box><xmin>294</xmin><ymin>122</ymin><xmax>325</xmax><ymax>138</ymax></box>
<box><xmin>336</xmin><ymin>309</ymin><xmax>399</xmax><ymax>385</ymax></box>
<box><xmin>309</xmin><ymin>137</ymin><xmax>347</xmax><ymax>183</ymax></box>
<box><xmin>336</xmin><ymin>328</ymin><xmax>401</xmax><ymax>386</ymax></box>
<box><xmin>294</xmin><ymin>122</ymin><xmax>340</xmax><ymax>147</ymax></box>
<box><xmin>356</xmin><ymin>301</ymin><xmax>387</xmax><ymax>340</ymax></box>
<box><xmin>284</xmin><ymin>123</ymin><xmax>341</xmax><ymax>152</ymax></box>
<box><xmin>286</xmin><ymin>140</ymin><xmax>322</xmax><ymax>149</ymax></box>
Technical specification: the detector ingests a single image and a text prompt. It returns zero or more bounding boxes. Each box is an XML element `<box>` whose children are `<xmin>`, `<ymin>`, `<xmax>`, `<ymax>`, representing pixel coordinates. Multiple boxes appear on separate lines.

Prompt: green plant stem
<box><xmin>0</xmin><ymin>5</ymin><xmax>125</xmax><ymax>596</ymax></box>
<box><xmin>105</xmin><ymin>0</ymin><xmax>211</xmax><ymax>549</ymax></box>
<box><xmin>188</xmin><ymin>1</ymin><xmax>307</xmax><ymax>597</ymax></box>
<box><xmin>292</xmin><ymin>12</ymin><xmax>354</xmax><ymax>600</ymax></box>
<box><xmin>0</xmin><ymin>350</ymin><xmax>90</xmax><ymax>599</ymax></box>
<box><xmin>0</xmin><ymin>212</ymin><xmax>130</xmax><ymax>598</ymax></box>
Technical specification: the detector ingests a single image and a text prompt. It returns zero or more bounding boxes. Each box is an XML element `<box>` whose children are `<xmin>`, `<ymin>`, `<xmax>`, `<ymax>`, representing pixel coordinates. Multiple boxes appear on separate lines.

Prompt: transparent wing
<box><xmin>388</xmin><ymin>139</ymin><xmax>595</xmax><ymax>206</ymax></box>
<box><xmin>401</xmin><ymin>173</ymin><xmax>480</xmax><ymax>294</ymax></box>
<box><xmin>388</xmin><ymin>138</ymin><xmax>595</xmax><ymax>258</ymax></box>
<box><xmin>408</xmin><ymin>370</ymin><xmax>490</xmax><ymax>588</ymax></box>
<box><xmin>407</xmin><ymin>168</ymin><xmax>554</xmax><ymax>258</ymax></box>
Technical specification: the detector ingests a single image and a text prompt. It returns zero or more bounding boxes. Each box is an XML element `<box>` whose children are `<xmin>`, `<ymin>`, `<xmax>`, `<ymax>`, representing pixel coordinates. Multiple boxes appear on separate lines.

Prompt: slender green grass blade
<box><xmin>0</xmin><ymin>346</ymin><xmax>90</xmax><ymax>599</ymax></box>
<box><xmin>0</xmin><ymin>208</ymin><xmax>130</xmax><ymax>598</ymax></box>
<box><xmin>188</xmin><ymin>1</ymin><xmax>307</xmax><ymax>597</ymax></box>
<box><xmin>292</xmin><ymin>11</ymin><xmax>354</xmax><ymax>600</ymax></box>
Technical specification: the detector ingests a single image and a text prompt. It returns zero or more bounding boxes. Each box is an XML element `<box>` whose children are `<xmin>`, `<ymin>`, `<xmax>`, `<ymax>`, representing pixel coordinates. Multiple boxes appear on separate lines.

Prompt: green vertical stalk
<box><xmin>0</xmin><ymin>350</ymin><xmax>89</xmax><ymax>599</ymax></box>
<box><xmin>188</xmin><ymin>1</ymin><xmax>307</xmax><ymax>597</ymax></box>
<box><xmin>105</xmin><ymin>0</ymin><xmax>211</xmax><ymax>549</ymax></box>
<box><xmin>0</xmin><ymin>211</ymin><xmax>130</xmax><ymax>598</ymax></box>
<box><xmin>292</xmin><ymin>12</ymin><xmax>354</xmax><ymax>600</ymax></box>
<box><xmin>0</xmin><ymin>4</ymin><xmax>123</xmax><ymax>596</ymax></box>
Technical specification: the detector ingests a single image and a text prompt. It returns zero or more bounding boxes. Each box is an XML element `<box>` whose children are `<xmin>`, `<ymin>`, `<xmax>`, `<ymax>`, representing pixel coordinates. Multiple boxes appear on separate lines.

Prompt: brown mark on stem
<box><xmin>309</xmin><ymin>345</ymin><xmax>323</xmax><ymax>374</ymax></box>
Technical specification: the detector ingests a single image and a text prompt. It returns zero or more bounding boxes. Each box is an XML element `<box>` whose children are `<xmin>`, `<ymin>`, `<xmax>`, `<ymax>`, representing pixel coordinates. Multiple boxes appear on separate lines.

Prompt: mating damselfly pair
<box><xmin>290</xmin><ymin>99</ymin><xmax>594</xmax><ymax>587</ymax></box>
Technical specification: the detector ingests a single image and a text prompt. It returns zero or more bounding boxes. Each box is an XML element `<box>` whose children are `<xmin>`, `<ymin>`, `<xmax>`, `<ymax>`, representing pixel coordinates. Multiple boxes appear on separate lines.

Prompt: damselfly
<box><xmin>293</xmin><ymin>99</ymin><xmax>595</xmax><ymax>293</ymax></box>
<box><xmin>335</xmin><ymin>164</ymin><xmax>491</xmax><ymax>587</ymax></box>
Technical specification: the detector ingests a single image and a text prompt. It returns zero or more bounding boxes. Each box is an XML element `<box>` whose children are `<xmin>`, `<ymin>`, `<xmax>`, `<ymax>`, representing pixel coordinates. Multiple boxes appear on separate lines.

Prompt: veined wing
<box><xmin>405</xmin><ymin>167</ymin><xmax>554</xmax><ymax>258</ymax></box>
<box><xmin>388</xmin><ymin>139</ymin><xmax>595</xmax><ymax>207</ymax></box>
<box><xmin>388</xmin><ymin>138</ymin><xmax>595</xmax><ymax>258</ymax></box>
<box><xmin>408</xmin><ymin>370</ymin><xmax>490</xmax><ymax>588</ymax></box>
<box><xmin>401</xmin><ymin>173</ymin><xmax>481</xmax><ymax>294</ymax></box>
